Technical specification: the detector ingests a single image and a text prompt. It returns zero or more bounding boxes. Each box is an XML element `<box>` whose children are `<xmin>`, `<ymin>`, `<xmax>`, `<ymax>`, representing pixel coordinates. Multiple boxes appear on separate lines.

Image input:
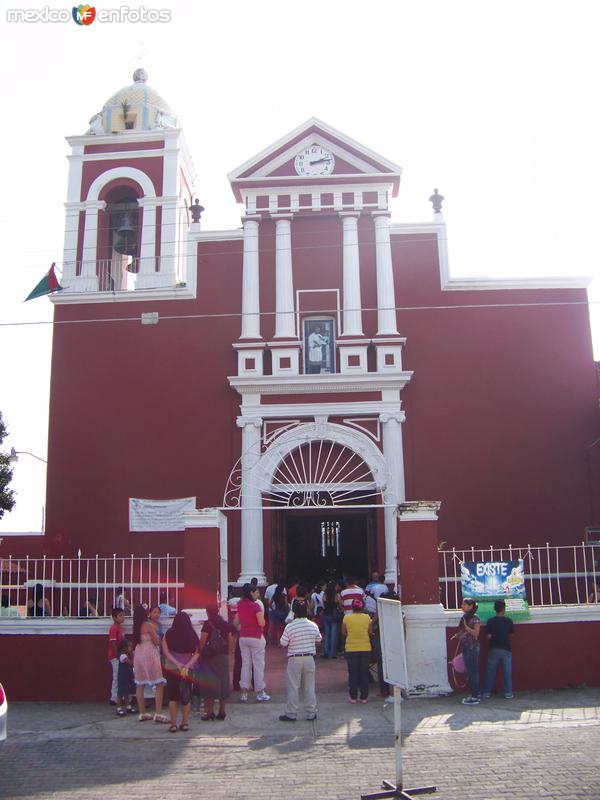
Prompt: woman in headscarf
<box><xmin>161</xmin><ymin>611</ymin><xmax>200</xmax><ymax>732</ymax></box>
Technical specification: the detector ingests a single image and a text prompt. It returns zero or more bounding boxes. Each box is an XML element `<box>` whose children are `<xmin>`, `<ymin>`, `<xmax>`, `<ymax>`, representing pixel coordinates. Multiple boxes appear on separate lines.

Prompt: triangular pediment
<box><xmin>228</xmin><ymin>117</ymin><xmax>402</xmax><ymax>201</ymax></box>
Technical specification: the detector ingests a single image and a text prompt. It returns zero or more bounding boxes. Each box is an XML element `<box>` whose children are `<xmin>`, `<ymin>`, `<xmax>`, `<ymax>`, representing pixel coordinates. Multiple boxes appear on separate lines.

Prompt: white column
<box><xmin>62</xmin><ymin>202</ymin><xmax>83</xmax><ymax>287</ymax></box>
<box><xmin>237</xmin><ymin>416</ymin><xmax>266</xmax><ymax>584</ymax></box>
<box><xmin>373</xmin><ymin>212</ymin><xmax>398</xmax><ymax>335</ymax></box>
<box><xmin>380</xmin><ymin>412</ymin><xmax>406</xmax><ymax>583</ymax></box>
<box><xmin>156</xmin><ymin>197</ymin><xmax>178</xmax><ymax>287</ymax></box>
<box><xmin>240</xmin><ymin>215</ymin><xmax>261</xmax><ymax>339</ymax></box>
<box><xmin>340</xmin><ymin>213</ymin><xmax>363</xmax><ymax>336</ymax></box>
<box><xmin>72</xmin><ymin>200</ymin><xmax>105</xmax><ymax>292</ymax></box>
<box><xmin>274</xmin><ymin>215</ymin><xmax>296</xmax><ymax>338</ymax></box>
<box><xmin>135</xmin><ymin>198</ymin><xmax>157</xmax><ymax>290</ymax></box>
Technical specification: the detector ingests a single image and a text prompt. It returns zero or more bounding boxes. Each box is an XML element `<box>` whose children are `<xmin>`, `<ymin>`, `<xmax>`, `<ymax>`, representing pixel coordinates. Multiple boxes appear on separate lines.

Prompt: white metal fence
<box><xmin>0</xmin><ymin>554</ymin><xmax>183</xmax><ymax>618</ymax></box>
<box><xmin>439</xmin><ymin>542</ymin><xmax>600</xmax><ymax>609</ymax></box>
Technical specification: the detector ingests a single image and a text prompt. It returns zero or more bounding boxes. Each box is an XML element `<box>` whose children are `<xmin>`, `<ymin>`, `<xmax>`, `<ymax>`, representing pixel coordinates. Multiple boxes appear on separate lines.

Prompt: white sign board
<box><xmin>129</xmin><ymin>497</ymin><xmax>196</xmax><ymax>532</ymax></box>
<box><xmin>377</xmin><ymin>597</ymin><xmax>408</xmax><ymax>691</ymax></box>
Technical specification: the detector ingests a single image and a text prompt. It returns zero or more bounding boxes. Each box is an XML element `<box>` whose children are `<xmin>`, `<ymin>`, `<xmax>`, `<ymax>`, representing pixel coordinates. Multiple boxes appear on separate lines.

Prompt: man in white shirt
<box><xmin>279</xmin><ymin>604</ymin><xmax>322</xmax><ymax>722</ymax></box>
<box><xmin>371</xmin><ymin>576</ymin><xmax>388</xmax><ymax>600</ymax></box>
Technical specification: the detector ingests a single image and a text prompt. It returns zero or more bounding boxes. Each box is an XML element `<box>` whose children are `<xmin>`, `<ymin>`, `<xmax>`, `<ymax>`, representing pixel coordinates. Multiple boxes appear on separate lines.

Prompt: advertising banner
<box><xmin>460</xmin><ymin>559</ymin><xmax>530</xmax><ymax>621</ymax></box>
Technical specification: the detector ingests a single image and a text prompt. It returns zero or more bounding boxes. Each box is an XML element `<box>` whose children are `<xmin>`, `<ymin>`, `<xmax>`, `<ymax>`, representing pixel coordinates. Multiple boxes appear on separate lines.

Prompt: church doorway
<box><xmin>274</xmin><ymin>510</ymin><xmax>376</xmax><ymax>587</ymax></box>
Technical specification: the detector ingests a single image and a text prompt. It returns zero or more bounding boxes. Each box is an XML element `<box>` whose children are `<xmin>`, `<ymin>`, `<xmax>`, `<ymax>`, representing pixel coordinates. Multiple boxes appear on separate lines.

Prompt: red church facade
<box><xmin>2</xmin><ymin>70</ymin><xmax>600</xmax><ymax>698</ymax></box>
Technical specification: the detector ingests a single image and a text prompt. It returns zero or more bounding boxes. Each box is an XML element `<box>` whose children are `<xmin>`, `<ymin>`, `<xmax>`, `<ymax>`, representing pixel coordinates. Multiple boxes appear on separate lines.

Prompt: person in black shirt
<box><xmin>482</xmin><ymin>600</ymin><xmax>515</xmax><ymax>699</ymax></box>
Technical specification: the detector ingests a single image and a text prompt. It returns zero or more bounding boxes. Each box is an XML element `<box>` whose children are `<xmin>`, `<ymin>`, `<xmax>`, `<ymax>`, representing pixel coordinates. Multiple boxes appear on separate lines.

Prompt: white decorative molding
<box><xmin>182</xmin><ymin>507</ymin><xmax>226</xmax><ymax>529</ymax></box>
<box><xmin>241</xmin><ymin>400</ymin><xmax>403</xmax><ymax>420</ymax></box>
<box><xmin>228</xmin><ymin>116</ymin><xmax>402</xmax><ymax>185</ymax></box>
<box><xmin>388</xmin><ymin>221</ymin><xmax>591</xmax><ymax>292</ymax></box>
<box><xmin>343</xmin><ymin>417</ymin><xmax>381</xmax><ymax>442</ymax></box>
<box><xmin>236</xmin><ymin>416</ymin><xmax>263</xmax><ymax>429</ymax></box>
<box><xmin>190</xmin><ymin>229</ymin><xmax>243</xmax><ymax>242</ymax></box>
<box><xmin>51</xmin><ymin>285</ymin><xmax>196</xmax><ymax>305</ymax></box>
<box><xmin>228</xmin><ymin>372</ymin><xmax>413</xmax><ymax>397</ymax></box>
<box><xmin>398</xmin><ymin>500</ymin><xmax>441</xmax><ymax>521</ymax></box>
<box><xmin>85</xmin><ymin>166</ymin><xmax>157</xmax><ymax>202</ymax></box>
<box><xmin>68</xmin><ymin>149</ymin><xmax>173</xmax><ymax>164</ymax></box>
<box><xmin>263</xmin><ymin>419</ymin><xmax>302</xmax><ymax>446</ymax></box>
<box><xmin>257</xmin><ymin>421</ymin><xmax>388</xmax><ymax>490</ymax></box>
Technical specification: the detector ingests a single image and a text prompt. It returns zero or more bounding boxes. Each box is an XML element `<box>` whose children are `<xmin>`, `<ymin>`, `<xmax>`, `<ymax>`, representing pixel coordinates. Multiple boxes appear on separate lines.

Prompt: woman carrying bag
<box><xmin>161</xmin><ymin>611</ymin><xmax>200</xmax><ymax>732</ymax></box>
<box><xmin>456</xmin><ymin>598</ymin><xmax>481</xmax><ymax>705</ymax></box>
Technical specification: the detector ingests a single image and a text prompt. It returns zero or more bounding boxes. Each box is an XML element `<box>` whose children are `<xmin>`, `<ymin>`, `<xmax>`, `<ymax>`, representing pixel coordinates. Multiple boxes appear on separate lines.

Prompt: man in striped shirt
<box><xmin>340</xmin><ymin>577</ymin><xmax>366</xmax><ymax>612</ymax></box>
<box><xmin>279</xmin><ymin>602</ymin><xmax>322</xmax><ymax>722</ymax></box>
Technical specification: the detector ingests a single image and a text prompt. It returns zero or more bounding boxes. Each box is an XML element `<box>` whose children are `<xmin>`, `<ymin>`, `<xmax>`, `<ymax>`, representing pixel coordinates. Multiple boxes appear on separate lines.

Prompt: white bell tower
<box><xmin>56</xmin><ymin>69</ymin><xmax>197</xmax><ymax>301</ymax></box>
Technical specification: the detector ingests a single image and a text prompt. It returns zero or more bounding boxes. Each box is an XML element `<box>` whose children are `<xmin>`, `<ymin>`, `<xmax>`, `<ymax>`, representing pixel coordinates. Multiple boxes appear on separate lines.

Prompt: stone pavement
<box><xmin>2</xmin><ymin>652</ymin><xmax>600</xmax><ymax>800</ymax></box>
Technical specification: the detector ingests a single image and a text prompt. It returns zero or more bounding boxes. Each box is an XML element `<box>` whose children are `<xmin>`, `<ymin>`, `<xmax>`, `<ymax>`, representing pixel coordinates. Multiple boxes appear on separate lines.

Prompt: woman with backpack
<box><xmin>161</xmin><ymin>611</ymin><xmax>200</xmax><ymax>732</ymax></box>
<box><xmin>198</xmin><ymin>603</ymin><xmax>235</xmax><ymax>720</ymax></box>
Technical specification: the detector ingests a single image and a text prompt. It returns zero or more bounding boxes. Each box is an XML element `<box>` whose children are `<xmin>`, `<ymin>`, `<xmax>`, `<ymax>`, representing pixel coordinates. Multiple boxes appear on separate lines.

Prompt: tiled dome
<box><xmin>87</xmin><ymin>69</ymin><xmax>178</xmax><ymax>134</ymax></box>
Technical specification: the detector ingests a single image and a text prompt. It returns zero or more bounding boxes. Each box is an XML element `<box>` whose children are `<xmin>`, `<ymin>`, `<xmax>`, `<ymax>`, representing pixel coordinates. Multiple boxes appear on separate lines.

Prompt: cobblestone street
<box><xmin>3</xmin><ymin>681</ymin><xmax>600</xmax><ymax>800</ymax></box>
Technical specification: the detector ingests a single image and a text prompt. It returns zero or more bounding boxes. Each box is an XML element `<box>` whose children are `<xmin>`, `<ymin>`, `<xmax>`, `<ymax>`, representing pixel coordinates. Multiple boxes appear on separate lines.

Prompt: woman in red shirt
<box><xmin>236</xmin><ymin>584</ymin><xmax>270</xmax><ymax>703</ymax></box>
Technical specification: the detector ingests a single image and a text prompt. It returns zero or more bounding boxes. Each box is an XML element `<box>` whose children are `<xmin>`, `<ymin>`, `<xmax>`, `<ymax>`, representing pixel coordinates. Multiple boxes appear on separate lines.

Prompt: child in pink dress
<box><xmin>132</xmin><ymin>604</ymin><xmax>168</xmax><ymax>723</ymax></box>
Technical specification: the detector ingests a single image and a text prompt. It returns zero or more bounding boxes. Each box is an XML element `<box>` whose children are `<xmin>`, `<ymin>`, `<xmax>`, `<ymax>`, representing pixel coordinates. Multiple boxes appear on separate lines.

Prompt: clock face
<box><xmin>294</xmin><ymin>146</ymin><xmax>335</xmax><ymax>177</ymax></box>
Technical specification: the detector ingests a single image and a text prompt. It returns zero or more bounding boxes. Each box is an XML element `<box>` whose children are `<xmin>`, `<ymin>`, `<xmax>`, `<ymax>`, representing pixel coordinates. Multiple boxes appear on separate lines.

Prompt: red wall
<box><xmin>37</xmin><ymin>210</ymin><xmax>600</xmax><ymax>564</ymax></box>
<box><xmin>2</xmin><ymin>619</ymin><xmax>598</xmax><ymax>701</ymax></box>
<box><xmin>446</xmin><ymin>621</ymin><xmax>600</xmax><ymax>691</ymax></box>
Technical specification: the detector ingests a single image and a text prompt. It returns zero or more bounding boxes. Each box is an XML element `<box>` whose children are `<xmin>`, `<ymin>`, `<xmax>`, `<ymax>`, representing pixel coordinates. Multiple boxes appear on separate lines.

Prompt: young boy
<box><xmin>108</xmin><ymin>608</ymin><xmax>125</xmax><ymax>705</ymax></box>
<box><xmin>482</xmin><ymin>599</ymin><xmax>515</xmax><ymax>699</ymax></box>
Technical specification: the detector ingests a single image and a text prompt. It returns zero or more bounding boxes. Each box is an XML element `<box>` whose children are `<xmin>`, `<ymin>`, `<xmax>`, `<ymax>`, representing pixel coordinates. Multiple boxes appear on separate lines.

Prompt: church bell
<box><xmin>110</xmin><ymin>202</ymin><xmax>139</xmax><ymax>256</ymax></box>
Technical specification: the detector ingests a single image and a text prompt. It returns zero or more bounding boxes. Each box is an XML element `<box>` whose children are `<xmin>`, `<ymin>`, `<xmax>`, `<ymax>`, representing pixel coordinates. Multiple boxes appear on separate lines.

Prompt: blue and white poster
<box><xmin>460</xmin><ymin>559</ymin><xmax>530</xmax><ymax>621</ymax></box>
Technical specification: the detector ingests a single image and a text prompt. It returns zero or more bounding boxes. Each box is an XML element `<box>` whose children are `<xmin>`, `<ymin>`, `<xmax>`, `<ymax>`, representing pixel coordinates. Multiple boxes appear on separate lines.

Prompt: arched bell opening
<box><xmin>99</xmin><ymin>183</ymin><xmax>143</xmax><ymax>290</ymax></box>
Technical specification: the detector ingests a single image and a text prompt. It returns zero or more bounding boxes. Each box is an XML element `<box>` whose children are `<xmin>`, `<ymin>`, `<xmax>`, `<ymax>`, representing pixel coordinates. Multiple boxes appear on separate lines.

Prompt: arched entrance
<box><xmin>223</xmin><ymin>421</ymin><xmax>398</xmax><ymax>585</ymax></box>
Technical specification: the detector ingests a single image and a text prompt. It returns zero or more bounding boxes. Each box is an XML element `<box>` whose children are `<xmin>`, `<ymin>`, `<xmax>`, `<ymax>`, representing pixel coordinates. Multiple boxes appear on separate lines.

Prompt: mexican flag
<box><xmin>25</xmin><ymin>263</ymin><xmax>63</xmax><ymax>301</ymax></box>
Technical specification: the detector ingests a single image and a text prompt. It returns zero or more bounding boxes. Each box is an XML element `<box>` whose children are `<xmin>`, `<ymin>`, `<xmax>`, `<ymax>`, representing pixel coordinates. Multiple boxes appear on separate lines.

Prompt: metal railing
<box><xmin>439</xmin><ymin>542</ymin><xmax>600</xmax><ymax>609</ymax></box>
<box><xmin>0</xmin><ymin>554</ymin><xmax>183</xmax><ymax>618</ymax></box>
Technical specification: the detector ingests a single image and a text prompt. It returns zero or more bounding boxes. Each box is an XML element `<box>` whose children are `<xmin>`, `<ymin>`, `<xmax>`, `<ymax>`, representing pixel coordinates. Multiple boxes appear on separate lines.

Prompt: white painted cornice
<box><xmin>228</xmin><ymin>372</ymin><xmax>413</xmax><ymax>397</ymax></box>
<box><xmin>190</xmin><ymin>229</ymin><xmax>243</xmax><ymax>242</ymax></box>
<box><xmin>68</xmin><ymin>149</ymin><xmax>171</xmax><ymax>164</ymax></box>
<box><xmin>390</xmin><ymin>221</ymin><xmax>592</xmax><ymax>291</ymax></box>
<box><xmin>66</xmin><ymin>128</ymin><xmax>181</xmax><ymax>148</ymax></box>
<box><xmin>241</xmin><ymin>400</ymin><xmax>403</xmax><ymax>419</ymax></box>
<box><xmin>50</xmin><ymin>285</ymin><xmax>196</xmax><ymax>305</ymax></box>
<box><xmin>398</xmin><ymin>500</ymin><xmax>441</xmax><ymax>521</ymax></box>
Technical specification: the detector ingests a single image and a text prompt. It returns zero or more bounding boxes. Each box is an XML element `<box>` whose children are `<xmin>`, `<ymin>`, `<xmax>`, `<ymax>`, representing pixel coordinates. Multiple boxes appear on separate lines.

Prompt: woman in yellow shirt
<box><xmin>341</xmin><ymin>598</ymin><xmax>373</xmax><ymax>703</ymax></box>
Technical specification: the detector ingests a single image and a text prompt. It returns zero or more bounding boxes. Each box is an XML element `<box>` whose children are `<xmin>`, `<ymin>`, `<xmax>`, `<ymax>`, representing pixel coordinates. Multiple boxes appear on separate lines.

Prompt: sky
<box><xmin>0</xmin><ymin>0</ymin><xmax>599</xmax><ymax>534</ymax></box>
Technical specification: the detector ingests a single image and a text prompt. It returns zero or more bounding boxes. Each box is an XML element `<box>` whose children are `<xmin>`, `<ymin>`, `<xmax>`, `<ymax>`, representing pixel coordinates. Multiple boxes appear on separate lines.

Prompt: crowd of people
<box><xmin>88</xmin><ymin>570</ymin><xmax>525</xmax><ymax>725</ymax></box>
<box><xmin>105</xmin><ymin>571</ymin><xmax>400</xmax><ymax>726</ymax></box>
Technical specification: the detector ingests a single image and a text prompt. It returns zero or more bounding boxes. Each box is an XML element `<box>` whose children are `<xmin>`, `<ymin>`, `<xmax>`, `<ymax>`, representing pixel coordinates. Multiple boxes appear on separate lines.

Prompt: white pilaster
<box><xmin>135</xmin><ymin>198</ymin><xmax>157</xmax><ymax>290</ymax></box>
<box><xmin>340</xmin><ymin>213</ymin><xmax>363</xmax><ymax>336</ymax></box>
<box><xmin>274</xmin><ymin>215</ymin><xmax>295</xmax><ymax>339</ymax></box>
<box><xmin>71</xmin><ymin>200</ymin><xmax>105</xmax><ymax>292</ymax></box>
<box><xmin>240</xmin><ymin>215</ymin><xmax>261</xmax><ymax>339</ymax></box>
<box><xmin>156</xmin><ymin>198</ymin><xmax>178</xmax><ymax>288</ymax></box>
<box><xmin>380</xmin><ymin>411</ymin><xmax>406</xmax><ymax>583</ymax></box>
<box><xmin>373</xmin><ymin>213</ymin><xmax>398</xmax><ymax>335</ymax></box>
<box><xmin>237</xmin><ymin>416</ymin><xmax>266</xmax><ymax>584</ymax></box>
